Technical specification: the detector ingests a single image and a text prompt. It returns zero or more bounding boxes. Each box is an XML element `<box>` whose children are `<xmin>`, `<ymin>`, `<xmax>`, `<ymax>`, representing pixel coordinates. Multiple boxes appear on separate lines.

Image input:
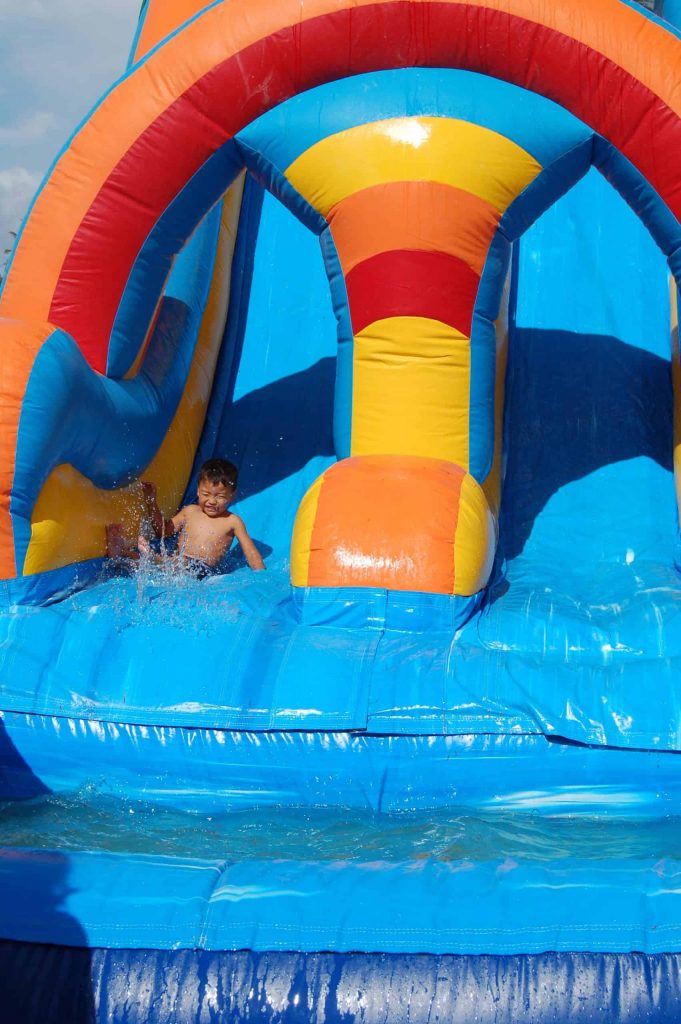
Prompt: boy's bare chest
<box><xmin>184</xmin><ymin>508</ymin><xmax>233</xmax><ymax>540</ymax></box>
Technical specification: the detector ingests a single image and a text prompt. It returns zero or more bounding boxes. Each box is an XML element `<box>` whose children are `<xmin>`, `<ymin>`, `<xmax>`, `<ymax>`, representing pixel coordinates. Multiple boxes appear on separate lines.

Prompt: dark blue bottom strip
<box><xmin>1</xmin><ymin>943</ymin><xmax>681</xmax><ymax>1024</ymax></box>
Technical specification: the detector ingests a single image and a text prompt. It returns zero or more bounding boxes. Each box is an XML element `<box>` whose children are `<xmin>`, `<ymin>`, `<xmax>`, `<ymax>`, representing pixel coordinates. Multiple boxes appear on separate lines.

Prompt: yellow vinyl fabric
<box><xmin>351</xmin><ymin>317</ymin><xmax>472</xmax><ymax>465</ymax></box>
<box><xmin>285</xmin><ymin>117</ymin><xmax>541</xmax><ymax>219</ymax></box>
<box><xmin>290</xmin><ymin>476</ymin><xmax>325</xmax><ymax>587</ymax></box>
<box><xmin>453</xmin><ymin>473</ymin><xmax>497</xmax><ymax>596</ymax></box>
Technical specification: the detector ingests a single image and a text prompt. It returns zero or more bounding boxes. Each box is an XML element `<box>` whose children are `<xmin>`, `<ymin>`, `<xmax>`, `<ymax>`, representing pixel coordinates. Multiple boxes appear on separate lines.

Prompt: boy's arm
<box><xmin>232</xmin><ymin>516</ymin><xmax>266</xmax><ymax>571</ymax></box>
<box><xmin>141</xmin><ymin>481</ymin><xmax>178</xmax><ymax>538</ymax></box>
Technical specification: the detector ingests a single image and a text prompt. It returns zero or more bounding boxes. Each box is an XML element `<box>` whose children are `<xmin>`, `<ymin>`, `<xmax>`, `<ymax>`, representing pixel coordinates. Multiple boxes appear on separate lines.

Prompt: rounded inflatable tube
<box><xmin>291</xmin><ymin>454</ymin><xmax>495</xmax><ymax>596</ymax></box>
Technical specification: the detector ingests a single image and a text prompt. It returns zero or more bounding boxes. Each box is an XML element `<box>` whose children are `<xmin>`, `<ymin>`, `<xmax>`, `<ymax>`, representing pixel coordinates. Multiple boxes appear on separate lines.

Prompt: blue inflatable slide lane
<box><xmin>3</xmin><ymin>0</ymin><xmax>681</xmax><ymax>1020</ymax></box>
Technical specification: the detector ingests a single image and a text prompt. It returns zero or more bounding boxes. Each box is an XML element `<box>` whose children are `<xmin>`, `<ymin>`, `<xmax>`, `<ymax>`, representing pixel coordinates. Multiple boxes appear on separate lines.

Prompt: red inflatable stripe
<box><xmin>346</xmin><ymin>249</ymin><xmax>480</xmax><ymax>335</ymax></box>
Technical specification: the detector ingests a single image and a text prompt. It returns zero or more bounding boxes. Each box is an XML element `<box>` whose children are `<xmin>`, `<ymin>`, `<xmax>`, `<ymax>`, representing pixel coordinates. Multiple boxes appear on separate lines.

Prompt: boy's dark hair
<box><xmin>198</xmin><ymin>458</ymin><xmax>238</xmax><ymax>490</ymax></box>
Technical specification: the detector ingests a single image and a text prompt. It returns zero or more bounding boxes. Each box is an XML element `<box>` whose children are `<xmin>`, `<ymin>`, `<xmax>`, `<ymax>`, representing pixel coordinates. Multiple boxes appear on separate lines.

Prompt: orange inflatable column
<box><xmin>291</xmin><ymin>455</ymin><xmax>495</xmax><ymax>597</ymax></box>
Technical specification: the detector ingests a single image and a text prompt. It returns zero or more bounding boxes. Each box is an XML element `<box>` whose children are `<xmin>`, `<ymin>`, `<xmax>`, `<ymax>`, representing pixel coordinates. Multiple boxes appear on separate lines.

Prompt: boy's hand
<box><xmin>141</xmin><ymin>480</ymin><xmax>157</xmax><ymax>505</ymax></box>
<box><xmin>141</xmin><ymin>480</ymin><xmax>174</xmax><ymax>539</ymax></box>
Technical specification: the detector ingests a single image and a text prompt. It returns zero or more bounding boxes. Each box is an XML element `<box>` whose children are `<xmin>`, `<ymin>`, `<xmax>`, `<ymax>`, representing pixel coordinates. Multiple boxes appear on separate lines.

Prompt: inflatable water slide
<box><xmin>2</xmin><ymin>0</ymin><xmax>681</xmax><ymax>1019</ymax></box>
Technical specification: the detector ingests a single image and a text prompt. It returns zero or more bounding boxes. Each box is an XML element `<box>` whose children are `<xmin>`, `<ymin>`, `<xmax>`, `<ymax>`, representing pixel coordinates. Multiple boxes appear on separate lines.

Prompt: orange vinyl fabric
<box><xmin>328</xmin><ymin>182</ymin><xmax>501</xmax><ymax>278</ymax></box>
<box><xmin>291</xmin><ymin>455</ymin><xmax>495</xmax><ymax>596</ymax></box>
<box><xmin>134</xmin><ymin>0</ymin><xmax>215</xmax><ymax>60</ymax></box>
<box><xmin>0</xmin><ymin>321</ymin><xmax>58</xmax><ymax>579</ymax></box>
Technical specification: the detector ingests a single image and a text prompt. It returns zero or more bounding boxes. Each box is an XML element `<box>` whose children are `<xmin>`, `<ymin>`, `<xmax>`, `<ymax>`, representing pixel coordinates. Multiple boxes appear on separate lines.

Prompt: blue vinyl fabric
<box><xmin>0</xmin><ymin>559</ymin><xmax>105</xmax><ymax>608</ymax></box>
<box><xmin>2</xmin><ymin>846</ymin><xmax>681</xmax><ymax>955</ymax></box>
<box><xmin>292</xmin><ymin>585</ymin><xmax>484</xmax><ymax>630</ymax></box>
<box><xmin>0</xmin><ymin>569</ymin><xmax>373</xmax><ymax>731</ymax></box>
<box><xmin>5</xmin><ymin>717</ymin><xmax>681</xmax><ymax>816</ymax></box>
<box><xmin>656</xmin><ymin>1</ymin><xmax>681</xmax><ymax>31</ymax></box>
<box><xmin>236</xmin><ymin>69</ymin><xmax>591</xmax><ymax>171</ymax></box>
<box><xmin>2</xmin><ymin>946</ymin><xmax>681</xmax><ymax>1024</ymax></box>
<box><xmin>199</xmin><ymin>188</ymin><xmax>338</xmax><ymax>550</ymax></box>
<box><xmin>1</xmin><ymin>554</ymin><xmax>681</xmax><ymax>744</ymax></box>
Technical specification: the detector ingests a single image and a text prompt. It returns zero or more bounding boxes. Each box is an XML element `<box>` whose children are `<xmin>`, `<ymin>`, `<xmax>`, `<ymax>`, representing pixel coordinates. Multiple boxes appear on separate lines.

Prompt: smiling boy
<box><xmin>107</xmin><ymin>458</ymin><xmax>265</xmax><ymax>575</ymax></box>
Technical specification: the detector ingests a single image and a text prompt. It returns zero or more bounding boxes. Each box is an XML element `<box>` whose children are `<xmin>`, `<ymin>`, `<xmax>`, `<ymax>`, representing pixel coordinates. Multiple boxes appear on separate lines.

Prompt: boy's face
<box><xmin>197</xmin><ymin>477</ymin><xmax>234</xmax><ymax>517</ymax></box>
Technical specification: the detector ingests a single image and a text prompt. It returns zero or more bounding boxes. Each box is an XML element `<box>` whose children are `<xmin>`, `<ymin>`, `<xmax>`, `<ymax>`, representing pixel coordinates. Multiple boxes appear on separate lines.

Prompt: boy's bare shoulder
<box><xmin>173</xmin><ymin>503</ymin><xmax>195</xmax><ymax>523</ymax></box>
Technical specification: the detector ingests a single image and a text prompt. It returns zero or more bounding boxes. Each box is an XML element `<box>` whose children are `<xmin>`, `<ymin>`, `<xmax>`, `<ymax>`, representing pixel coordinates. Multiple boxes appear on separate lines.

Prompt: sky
<box><xmin>0</xmin><ymin>0</ymin><xmax>142</xmax><ymax>264</ymax></box>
